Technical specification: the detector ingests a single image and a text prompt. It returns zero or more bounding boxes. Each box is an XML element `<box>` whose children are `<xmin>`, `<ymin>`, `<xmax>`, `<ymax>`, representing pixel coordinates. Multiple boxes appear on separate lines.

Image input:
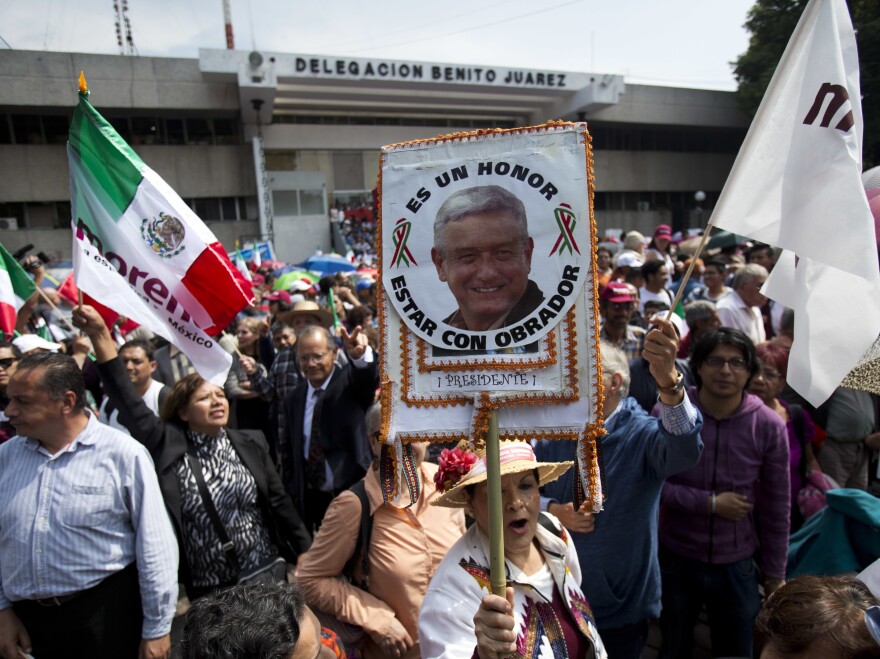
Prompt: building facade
<box><xmin>0</xmin><ymin>48</ymin><xmax>747</xmax><ymax>263</ymax></box>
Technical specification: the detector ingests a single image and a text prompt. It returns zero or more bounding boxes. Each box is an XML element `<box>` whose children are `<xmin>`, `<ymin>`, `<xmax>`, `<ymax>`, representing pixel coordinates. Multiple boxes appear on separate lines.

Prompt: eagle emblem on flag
<box><xmin>141</xmin><ymin>212</ymin><xmax>186</xmax><ymax>258</ymax></box>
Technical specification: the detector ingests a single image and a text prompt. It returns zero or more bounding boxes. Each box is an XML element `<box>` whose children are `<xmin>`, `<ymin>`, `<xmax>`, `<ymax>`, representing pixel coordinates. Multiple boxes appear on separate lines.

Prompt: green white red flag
<box><xmin>234</xmin><ymin>246</ymin><xmax>253</xmax><ymax>282</ymax></box>
<box><xmin>68</xmin><ymin>78</ymin><xmax>252</xmax><ymax>384</ymax></box>
<box><xmin>0</xmin><ymin>242</ymin><xmax>37</xmax><ymax>339</ymax></box>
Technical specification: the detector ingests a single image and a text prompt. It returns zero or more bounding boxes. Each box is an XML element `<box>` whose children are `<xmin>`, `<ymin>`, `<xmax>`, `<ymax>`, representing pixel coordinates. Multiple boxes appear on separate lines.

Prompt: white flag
<box><xmin>711</xmin><ymin>0</ymin><xmax>880</xmax><ymax>406</ymax></box>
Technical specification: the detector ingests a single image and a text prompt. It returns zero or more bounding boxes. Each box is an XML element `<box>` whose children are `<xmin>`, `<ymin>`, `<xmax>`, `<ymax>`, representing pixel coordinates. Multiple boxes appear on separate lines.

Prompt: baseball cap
<box><xmin>600</xmin><ymin>282</ymin><xmax>637</xmax><ymax>304</ymax></box>
<box><xmin>264</xmin><ymin>291</ymin><xmax>292</xmax><ymax>304</ymax></box>
<box><xmin>654</xmin><ymin>224</ymin><xmax>672</xmax><ymax>238</ymax></box>
<box><xmin>13</xmin><ymin>334</ymin><xmax>62</xmax><ymax>354</ymax></box>
<box><xmin>615</xmin><ymin>252</ymin><xmax>645</xmax><ymax>268</ymax></box>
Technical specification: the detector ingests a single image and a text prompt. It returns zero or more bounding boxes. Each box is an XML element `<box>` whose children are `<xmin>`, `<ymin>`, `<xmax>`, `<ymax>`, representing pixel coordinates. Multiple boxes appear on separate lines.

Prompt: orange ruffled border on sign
<box><xmin>377</xmin><ymin>121</ymin><xmax>607</xmax><ymax>509</ymax></box>
<box><xmin>415</xmin><ymin>328</ymin><xmax>558</xmax><ymax>373</ymax></box>
<box><xmin>399</xmin><ymin>308</ymin><xmax>577</xmax><ymax>408</ymax></box>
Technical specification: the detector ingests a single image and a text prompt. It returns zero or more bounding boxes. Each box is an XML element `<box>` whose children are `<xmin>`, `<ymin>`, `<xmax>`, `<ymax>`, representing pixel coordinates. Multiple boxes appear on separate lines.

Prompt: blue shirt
<box><xmin>0</xmin><ymin>413</ymin><xmax>179</xmax><ymax>638</ymax></box>
<box><xmin>536</xmin><ymin>396</ymin><xmax>703</xmax><ymax>628</ymax></box>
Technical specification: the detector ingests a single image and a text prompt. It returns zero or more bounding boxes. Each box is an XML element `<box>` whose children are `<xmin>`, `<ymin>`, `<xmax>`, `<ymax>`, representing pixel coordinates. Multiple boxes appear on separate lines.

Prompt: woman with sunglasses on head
<box><xmin>73</xmin><ymin>305</ymin><xmax>311</xmax><ymax>600</ymax></box>
<box><xmin>0</xmin><ymin>341</ymin><xmax>21</xmax><ymax>444</ymax></box>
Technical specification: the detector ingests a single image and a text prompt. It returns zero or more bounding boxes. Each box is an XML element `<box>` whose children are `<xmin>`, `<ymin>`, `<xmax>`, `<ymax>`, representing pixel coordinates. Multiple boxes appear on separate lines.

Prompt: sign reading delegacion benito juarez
<box><xmin>381</xmin><ymin>124</ymin><xmax>591</xmax><ymax>352</ymax></box>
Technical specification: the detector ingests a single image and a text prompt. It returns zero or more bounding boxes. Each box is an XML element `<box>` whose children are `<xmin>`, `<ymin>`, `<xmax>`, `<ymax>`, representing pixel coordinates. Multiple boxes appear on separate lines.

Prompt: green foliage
<box><xmin>733</xmin><ymin>0</ymin><xmax>880</xmax><ymax>168</ymax></box>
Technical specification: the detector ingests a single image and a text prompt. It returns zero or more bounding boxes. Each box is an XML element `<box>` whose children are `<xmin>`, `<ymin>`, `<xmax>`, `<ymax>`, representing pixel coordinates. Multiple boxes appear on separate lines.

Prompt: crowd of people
<box><xmin>0</xmin><ymin>225</ymin><xmax>879</xmax><ymax>659</ymax></box>
<box><xmin>332</xmin><ymin>203</ymin><xmax>379</xmax><ymax>266</ymax></box>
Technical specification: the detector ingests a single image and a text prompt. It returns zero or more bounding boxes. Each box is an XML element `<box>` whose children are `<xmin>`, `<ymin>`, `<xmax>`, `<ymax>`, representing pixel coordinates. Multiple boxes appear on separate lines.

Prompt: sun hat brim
<box><xmin>433</xmin><ymin>457</ymin><xmax>573</xmax><ymax>508</ymax></box>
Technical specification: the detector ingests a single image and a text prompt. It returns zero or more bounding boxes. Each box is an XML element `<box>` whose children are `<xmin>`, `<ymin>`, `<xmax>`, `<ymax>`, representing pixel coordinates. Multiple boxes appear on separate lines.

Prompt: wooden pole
<box><xmin>486</xmin><ymin>409</ymin><xmax>506</xmax><ymax>597</ymax></box>
<box><xmin>665</xmin><ymin>223</ymin><xmax>717</xmax><ymax>322</ymax></box>
<box><xmin>34</xmin><ymin>286</ymin><xmax>78</xmax><ymax>334</ymax></box>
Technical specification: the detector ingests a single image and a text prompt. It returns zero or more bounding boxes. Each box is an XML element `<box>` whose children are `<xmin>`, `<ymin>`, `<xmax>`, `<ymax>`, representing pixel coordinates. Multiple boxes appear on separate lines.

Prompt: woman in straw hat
<box><xmin>418</xmin><ymin>441</ymin><xmax>607</xmax><ymax>658</ymax></box>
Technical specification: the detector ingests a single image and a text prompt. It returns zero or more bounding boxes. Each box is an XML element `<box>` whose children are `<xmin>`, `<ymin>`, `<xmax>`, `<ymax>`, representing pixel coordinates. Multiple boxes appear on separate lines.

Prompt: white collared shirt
<box><xmin>302</xmin><ymin>346</ymin><xmax>374</xmax><ymax>492</ymax></box>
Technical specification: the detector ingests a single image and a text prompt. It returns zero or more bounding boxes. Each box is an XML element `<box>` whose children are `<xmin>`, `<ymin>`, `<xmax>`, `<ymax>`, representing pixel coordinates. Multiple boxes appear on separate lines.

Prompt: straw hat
<box><xmin>433</xmin><ymin>441</ymin><xmax>573</xmax><ymax>508</ymax></box>
<box><xmin>276</xmin><ymin>300</ymin><xmax>333</xmax><ymax>328</ymax></box>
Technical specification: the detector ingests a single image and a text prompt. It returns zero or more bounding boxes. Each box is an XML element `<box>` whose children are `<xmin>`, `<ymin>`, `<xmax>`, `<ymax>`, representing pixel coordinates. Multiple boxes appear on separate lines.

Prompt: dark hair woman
<box><xmin>73</xmin><ymin>305</ymin><xmax>311</xmax><ymax>599</ymax></box>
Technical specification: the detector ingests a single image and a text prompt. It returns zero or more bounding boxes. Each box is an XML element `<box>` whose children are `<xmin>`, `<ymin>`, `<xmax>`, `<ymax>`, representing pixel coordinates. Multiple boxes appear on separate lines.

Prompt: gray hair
<box><xmin>365</xmin><ymin>402</ymin><xmax>382</xmax><ymax>438</ymax></box>
<box><xmin>433</xmin><ymin>185</ymin><xmax>528</xmax><ymax>256</ymax></box>
<box><xmin>732</xmin><ymin>263</ymin><xmax>769</xmax><ymax>290</ymax></box>
<box><xmin>600</xmin><ymin>341</ymin><xmax>630</xmax><ymax>397</ymax></box>
<box><xmin>296</xmin><ymin>325</ymin><xmax>335</xmax><ymax>350</ymax></box>
<box><xmin>684</xmin><ymin>300</ymin><xmax>717</xmax><ymax>331</ymax></box>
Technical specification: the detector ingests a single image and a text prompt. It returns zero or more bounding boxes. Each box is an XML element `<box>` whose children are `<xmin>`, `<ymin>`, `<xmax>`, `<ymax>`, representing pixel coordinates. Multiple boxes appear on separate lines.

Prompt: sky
<box><xmin>0</xmin><ymin>0</ymin><xmax>756</xmax><ymax>91</ymax></box>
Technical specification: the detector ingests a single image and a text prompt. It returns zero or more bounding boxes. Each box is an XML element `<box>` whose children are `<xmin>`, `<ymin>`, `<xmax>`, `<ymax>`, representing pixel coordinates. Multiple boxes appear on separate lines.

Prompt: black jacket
<box><xmin>282</xmin><ymin>359</ymin><xmax>379</xmax><ymax>516</ymax></box>
<box><xmin>96</xmin><ymin>357</ymin><xmax>312</xmax><ymax>593</ymax></box>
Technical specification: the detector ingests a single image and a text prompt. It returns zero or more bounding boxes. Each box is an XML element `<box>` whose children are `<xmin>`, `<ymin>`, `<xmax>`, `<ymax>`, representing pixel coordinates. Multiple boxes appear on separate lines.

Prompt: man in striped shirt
<box><xmin>0</xmin><ymin>352</ymin><xmax>178</xmax><ymax>659</ymax></box>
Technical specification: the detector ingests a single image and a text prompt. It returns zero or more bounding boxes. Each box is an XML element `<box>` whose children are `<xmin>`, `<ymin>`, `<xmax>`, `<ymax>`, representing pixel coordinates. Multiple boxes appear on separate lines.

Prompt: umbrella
<box><xmin>273</xmin><ymin>270</ymin><xmax>320</xmax><ymax>291</ymax></box>
<box><xmin>301</xmin><ymin>253</ymin><xmax>357</xmax><ymax>275</ymax></box>
<box><xmin>706</xmin><ymin>229</ymin><xmax>747</xmax><ymax>250</ymax></box>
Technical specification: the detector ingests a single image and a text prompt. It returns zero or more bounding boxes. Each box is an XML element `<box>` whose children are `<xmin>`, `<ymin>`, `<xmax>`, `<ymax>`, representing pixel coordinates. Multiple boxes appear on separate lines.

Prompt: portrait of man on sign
<box><xmin>430</xmin><ymin>185</ymin><xmax>545</xmax><ymax>332</ymax></box>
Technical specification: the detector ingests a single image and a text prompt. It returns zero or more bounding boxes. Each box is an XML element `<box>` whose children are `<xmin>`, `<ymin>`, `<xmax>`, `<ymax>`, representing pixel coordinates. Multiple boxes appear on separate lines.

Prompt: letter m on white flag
<box><xmin>710</xmin><ymin>0</ymin><xmax>880</xmax><ymax>407</ymax></box>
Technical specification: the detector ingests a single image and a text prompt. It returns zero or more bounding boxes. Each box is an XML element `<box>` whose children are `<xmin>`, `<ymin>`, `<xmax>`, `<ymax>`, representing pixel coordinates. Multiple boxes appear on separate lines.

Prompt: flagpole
<box><xmin>664</xmin><ymin>223</ymin><xmax>716</xmax><ymax>322</ymax></box>
<box><xmin>485</xmin><ymin>409</ymin><xmax>506</xmax><ymax>597</ymax></box>
<box><xmin>34</xmin><ymin>285</ymin><xmax>79</xmax><ymax>335</ymax></box>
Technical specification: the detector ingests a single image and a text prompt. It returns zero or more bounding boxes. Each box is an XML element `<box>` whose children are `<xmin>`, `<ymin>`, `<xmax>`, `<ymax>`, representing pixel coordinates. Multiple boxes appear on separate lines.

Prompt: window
<box><xmin>42</xmin><ymin>115</ymin><xmax>70</xmax><ymax>145</ymax></box>
<box><xmin>272</xmin><ymin>191</ymin><xmax>299</xmax><ymax>216</ymax></box>
<box><xmin>11</xmin><ymin>114</ymin><xmax>43</xmax><ymax>144</ymax></box>
<box><xmin>299</xmin><ymin>189</ymin><xmax>324</xmax><ymax>215</ymax></box>
<box><xmin>220</xmin><ymin>196</ymin><xmax>238</xmax><ymax>221</ymax></box>
<box><xmin>0</xmin><ymin>116</ymin><xmax>11</xmax><ymax>144</ymax></box>
<box><xmin>165</xmin><ymin>118</ymin><xmax>185</xmax><ymax>145</ymax></box>
<box><xmin>131</xmin><ymin>117</ymin><xmax>163</xmax><ymax>145</ymax></box>
<box><xmin>186</xmin><ymin>118</ymin><xmax>213</xmax><ymax>145</ymax></box>
<box><xmin>213</xmin><ymin>118</ymin><xmax>239</xmax><ymax>145</ymax></box>
<box><xmin>193</xmin><ymin>197</ymin><xmax>221</xmax><ymax>220</ymax></box>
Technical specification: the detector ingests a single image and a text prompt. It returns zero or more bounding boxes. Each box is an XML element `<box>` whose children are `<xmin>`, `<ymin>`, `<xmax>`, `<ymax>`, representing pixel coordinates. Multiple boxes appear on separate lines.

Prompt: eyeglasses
<box><xmin>0</xmin><ymin>357</ymin><xmax>18</xmax><ymax>369</ymax></box>
<box><xmin>704</xmin><ymin>356</ymin><xmax>749</xmax><ymax>371</ymax></box>
<box><xmin>299</xmin><ymin>351</ymin><xmax>330</xmax><ymax>364</ymax></box>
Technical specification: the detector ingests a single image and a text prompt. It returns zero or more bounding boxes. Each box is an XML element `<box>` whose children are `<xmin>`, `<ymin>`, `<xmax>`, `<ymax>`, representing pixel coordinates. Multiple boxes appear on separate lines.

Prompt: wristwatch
<box><xmin>657</xmin><ymin>372</ymin><xmax>684</xmax><ymax>396</ymax></box>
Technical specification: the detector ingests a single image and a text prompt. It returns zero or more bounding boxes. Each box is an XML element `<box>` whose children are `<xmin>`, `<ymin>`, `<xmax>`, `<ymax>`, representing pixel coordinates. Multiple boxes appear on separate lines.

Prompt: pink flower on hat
<box><xmin>434</xmin><ymin>446</ymin><xmax>478</xmax><ymax>493</ymax></box>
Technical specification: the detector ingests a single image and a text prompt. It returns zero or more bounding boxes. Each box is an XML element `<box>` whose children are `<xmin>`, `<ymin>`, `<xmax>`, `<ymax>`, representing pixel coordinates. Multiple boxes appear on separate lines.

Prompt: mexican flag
<box><xmin>68</xmin><ymin>78</ymin><xmax>251</xmax><ymax>384</ymax></box>
<box><xmin>234</xmin><ymin>246</ymin><xmax>253</xmax><ymax>282</ymax></box>
<box><xmin>0</xmin><ymin>243</ymin><xmax>37</xmax><ymax>339</ymax></box>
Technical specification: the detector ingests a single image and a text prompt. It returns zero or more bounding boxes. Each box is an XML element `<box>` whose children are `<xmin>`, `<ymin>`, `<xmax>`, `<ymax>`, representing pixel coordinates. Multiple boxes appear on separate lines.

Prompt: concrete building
<box><xmin>0</xmin><ymin>48</ymin><xmax>747</xmax><ymax>264</ymax></box>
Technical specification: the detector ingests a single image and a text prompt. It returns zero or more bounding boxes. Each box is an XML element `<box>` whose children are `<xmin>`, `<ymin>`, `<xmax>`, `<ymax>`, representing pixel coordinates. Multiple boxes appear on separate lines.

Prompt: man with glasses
<box><xmin>716</xmin><ymin>263</ymin><xmax>770</xmax><ymax>345</ymax></box>
<box><xmin>0</xmin><ymin>341</ymin><xmax>21</xmax><ymax>444</ymax></box>
<box><xmin>282</xmin><ymin>325</ymin><xmax>378</xmax><ymax>532</ymax></box>
<box><xmin>599</xmin><ymin>282</ymin><xmax>645</xmax><ymax>361</ymax></box>
<box><xmin>658</xmin><ymin>328</ymin><xmax>790</xmax><ymax>658</ymax></box>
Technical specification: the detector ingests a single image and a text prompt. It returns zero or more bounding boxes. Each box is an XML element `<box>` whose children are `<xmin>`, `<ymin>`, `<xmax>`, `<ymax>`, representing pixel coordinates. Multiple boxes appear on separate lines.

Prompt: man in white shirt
<box><xmin>639</xmin><ymin>260</ymin><xmax>673</xmax><ymax>315</ymax></box>
<box><xmin>283</xmin><ymin>325</ymin><xmax>378</xmax><ymax>532</ymax></box>
<box><xmin>0</xmin><ymin>352</ymin><xmax>178</xmax><ymax>659</ymax></box>
<box><xmin>716</xmin><ymin>264</ymin><xmax>769</xmax><ymax>345</ymax></box>
<box><xmin>99</xmin><ymin>340</ymin><xmax>166</xmax><ymax>434</ymax></box>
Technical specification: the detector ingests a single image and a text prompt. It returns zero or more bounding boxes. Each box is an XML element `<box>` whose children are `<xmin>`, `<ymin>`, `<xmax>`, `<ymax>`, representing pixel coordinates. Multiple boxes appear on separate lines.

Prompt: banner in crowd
<box><xmin>0</xmin><ymin>242</ymin><xmax>37</xmax><ymax>340</ymax></box>
<box><xmin>379</xmin><ymin>122</ymin><xmax>604</xmax><ymax>510</ymax></box>
<box><xmin>710</xmin><ymin>0</ymin><xmax>880</xmax><ymax>406</ymax></box>
<box><xmin>67</xmin><ymin>75</ymin><xmax>248</xmax><ymax>384</ymax></box>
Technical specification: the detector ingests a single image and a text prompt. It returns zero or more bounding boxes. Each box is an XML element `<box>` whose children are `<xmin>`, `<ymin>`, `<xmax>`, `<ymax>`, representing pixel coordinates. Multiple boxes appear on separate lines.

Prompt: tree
<box><xmin>733</xmin><ymin>0</ymin><xmax>880</xmax><ymax>168</ymax></box>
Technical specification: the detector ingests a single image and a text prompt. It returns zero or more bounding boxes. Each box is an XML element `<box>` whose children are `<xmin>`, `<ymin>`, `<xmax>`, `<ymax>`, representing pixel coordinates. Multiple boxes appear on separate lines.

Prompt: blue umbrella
<box><xmin>300</xmin><ymin>252</ymin><xmax>357</xmax><ymax>275</ymax></box>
